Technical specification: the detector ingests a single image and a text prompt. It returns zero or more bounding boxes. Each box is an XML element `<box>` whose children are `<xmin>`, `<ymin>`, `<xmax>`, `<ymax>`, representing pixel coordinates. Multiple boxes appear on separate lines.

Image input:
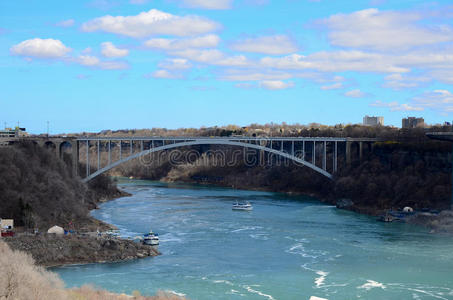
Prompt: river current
<box><xmin>55</xmin><ymin>179</ymin><xmax>453</xmax><ymax>300</ymax></box>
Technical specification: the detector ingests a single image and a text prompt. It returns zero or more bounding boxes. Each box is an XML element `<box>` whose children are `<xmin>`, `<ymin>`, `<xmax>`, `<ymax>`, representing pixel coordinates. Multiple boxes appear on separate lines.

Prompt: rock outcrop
<box><xmin>3</xmin><ymin>234</ymin><xmax>159</xmax><ymax>267</ymax></box>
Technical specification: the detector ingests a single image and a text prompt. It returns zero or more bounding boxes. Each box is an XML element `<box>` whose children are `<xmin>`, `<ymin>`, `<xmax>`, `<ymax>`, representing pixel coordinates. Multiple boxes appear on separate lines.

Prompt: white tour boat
<box><xmin>143</xmin><ymin>229</ymin><xmax>159</xmax><ymax>246</ymax></box>
<box><xmin>232</xmin><ymin>201</ymin><xmax>253</xmax><ymax>211</ymax></box>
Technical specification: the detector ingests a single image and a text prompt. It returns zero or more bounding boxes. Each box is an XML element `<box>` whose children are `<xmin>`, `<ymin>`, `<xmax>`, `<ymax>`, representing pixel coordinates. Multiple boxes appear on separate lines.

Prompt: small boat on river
<box><xmin>143</xmin><ymin>229</ymin><xmax>159</xmax><ymax>246</ymax></box>
<box><xmin>232</xmin><ymin>201</ymin><xmax>253</xmax><ymax>211</ymax></box>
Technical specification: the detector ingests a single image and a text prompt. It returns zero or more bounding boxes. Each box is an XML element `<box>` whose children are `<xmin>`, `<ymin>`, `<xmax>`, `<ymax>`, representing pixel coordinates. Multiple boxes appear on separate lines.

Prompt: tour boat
<box><xmin>232</xmin><ymin>201</ymin><xmax>253</xmax><ymax>211</ymax></box>
<box><xmin>143</xmin><ymin>230</ymin><xmax>159</xmax><ymax>246</ymax></box>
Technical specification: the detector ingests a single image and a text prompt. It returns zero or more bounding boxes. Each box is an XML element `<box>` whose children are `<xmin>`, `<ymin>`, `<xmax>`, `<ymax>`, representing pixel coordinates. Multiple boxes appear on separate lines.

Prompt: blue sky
<box><xmin>1</xmin><ymin>0</ymin><xmax>453</xmax><ymax>134</ymax></box>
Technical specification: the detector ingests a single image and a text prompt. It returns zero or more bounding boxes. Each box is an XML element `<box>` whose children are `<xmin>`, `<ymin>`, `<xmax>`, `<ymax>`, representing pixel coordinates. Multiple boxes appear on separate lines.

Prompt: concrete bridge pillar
<box><xmin>346</xmin><ymin>141</ymin><xmax>352</xmax><ymax>165</ymax></box>
<box><xmin>55</xmin><ymin>141</ymin><xmax>61</xmax><ymax>159</ymax></box>
<box><xmin>72</xmin><ymin>141</ymin><xmax>79</xmax><ymax>177</ymax></box>
<box><xmin>359</xmin><ymin>142</ymin><xmax>363</xmax><ymax>162</ymax></box>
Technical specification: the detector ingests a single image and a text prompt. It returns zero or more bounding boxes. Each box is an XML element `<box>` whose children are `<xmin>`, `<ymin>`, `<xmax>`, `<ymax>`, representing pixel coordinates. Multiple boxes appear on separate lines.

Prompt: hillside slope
<box><xmin>0</xmin><ymin>142</ymin><xmax>121</xmax><ymax>231</ymax></box>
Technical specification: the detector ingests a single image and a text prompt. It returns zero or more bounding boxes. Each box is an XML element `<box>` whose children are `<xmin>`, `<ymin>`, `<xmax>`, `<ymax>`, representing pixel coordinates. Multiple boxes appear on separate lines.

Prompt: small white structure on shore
<box><xmin>0</xmin><ymin>218</ymin><xmax>14</xmax><ymax>230</ymax></box>
<box><xmin>47</xmin><ymin>225</ymin><xmax>64</xmax><ymax>235</ymax></box>
<box><xmin>403</xmin><ymin>207</ymin><xmax>414</xmax><ymax>213</ymax></box>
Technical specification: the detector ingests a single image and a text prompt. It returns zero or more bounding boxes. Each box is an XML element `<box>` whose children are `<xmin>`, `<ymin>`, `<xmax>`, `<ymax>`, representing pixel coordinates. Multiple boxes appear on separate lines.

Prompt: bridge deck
<box><xmin>426</xmin><ymin>132</ymin><xmax>453</xmax><ymax>142</ymax></box>
<box><xmin>75</xmin><ymin>136</ymin><xmax>381</xmax><ymax>142</ymax></box>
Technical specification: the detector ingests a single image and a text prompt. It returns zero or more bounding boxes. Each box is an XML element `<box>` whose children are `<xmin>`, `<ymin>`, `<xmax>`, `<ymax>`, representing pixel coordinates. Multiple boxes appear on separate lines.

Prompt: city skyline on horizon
<box><xmin>4</xmin><ymin>115</ymin><xmax>448</xmax><ymax>136</ymax></box>
<box><xmin>1</xmin><ymin>0</ymin><xmax>453</xmax><ymax>134</ymax></box>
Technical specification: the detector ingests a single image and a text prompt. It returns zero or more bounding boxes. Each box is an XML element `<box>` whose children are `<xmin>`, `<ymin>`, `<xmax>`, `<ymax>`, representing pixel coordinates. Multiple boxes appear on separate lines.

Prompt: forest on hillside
<box><xmin>0</xmin><ymin>142</ymin><xmax>120</xmax><ymax>230</ymax></box>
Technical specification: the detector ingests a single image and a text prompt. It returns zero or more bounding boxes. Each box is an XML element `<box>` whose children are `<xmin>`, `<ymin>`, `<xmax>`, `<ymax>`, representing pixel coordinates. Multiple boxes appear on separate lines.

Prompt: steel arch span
<box><xmin>81</xmin><ymin>139</ymin><xmax>333</xmax><ymax>182</ymax></box>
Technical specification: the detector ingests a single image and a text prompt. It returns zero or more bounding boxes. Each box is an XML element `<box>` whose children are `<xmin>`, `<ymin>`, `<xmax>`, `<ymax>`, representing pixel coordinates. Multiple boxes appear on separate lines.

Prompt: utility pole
<box><xmin>47</xmin><ymin>121</ymin><xmax>50</xmax><ymax>137</ymax></box>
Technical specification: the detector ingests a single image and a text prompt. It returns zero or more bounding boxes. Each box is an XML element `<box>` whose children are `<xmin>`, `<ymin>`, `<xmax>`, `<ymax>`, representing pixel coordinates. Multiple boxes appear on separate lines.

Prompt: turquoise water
<box><xmin>55</xmin><ymin>180</ymin><xmax>453</xmax><ymax>300</ymax></box>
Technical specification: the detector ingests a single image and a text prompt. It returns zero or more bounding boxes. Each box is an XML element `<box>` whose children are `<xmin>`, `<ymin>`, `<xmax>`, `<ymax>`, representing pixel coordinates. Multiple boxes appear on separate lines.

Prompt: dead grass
<box><xmin>0</xmin><ymin>241</ymin><xmax>187</xmax><ymax>300</ymax></box>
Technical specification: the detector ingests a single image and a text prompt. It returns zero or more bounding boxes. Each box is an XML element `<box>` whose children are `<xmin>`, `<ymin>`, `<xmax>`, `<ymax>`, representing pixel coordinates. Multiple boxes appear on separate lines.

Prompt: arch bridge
<box><xmin>77</xmin><ymin>136</ymin><xmax>379</xmax><ymax>182</ymax></box>
<box><xmin>0</xmin><ymin>136</ymin><xmax>380</xmax><ymax>182</ymax></box>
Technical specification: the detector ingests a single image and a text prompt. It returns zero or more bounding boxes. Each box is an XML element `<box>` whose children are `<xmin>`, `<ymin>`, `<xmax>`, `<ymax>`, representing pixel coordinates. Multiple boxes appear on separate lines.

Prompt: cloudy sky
<box><xmin>1</xmin><ymin>0</ymin><xmax>453</xmax><ymax>133</ymax></box>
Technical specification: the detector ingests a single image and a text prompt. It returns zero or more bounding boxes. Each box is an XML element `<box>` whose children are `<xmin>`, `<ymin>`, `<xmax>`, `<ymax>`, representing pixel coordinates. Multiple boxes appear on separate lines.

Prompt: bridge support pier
<box><xmin>359</xmin><ymin>142</ymin><xmax>363</xmax><ymax>162</ymax></box>
<box><xmin>56</xmin><ymin>143</ymin><xmax>61</xmax><ymax>159</ymax></box>
<box><xmin>312</xmin><ymin>141</ymin><xmax>316</xmax><ymax>166</ymax></box>
<box><xmin>333</xmin><ymin>141</ymin><xmax>337</xmax><ymax>173</ymax></box>
<box><xmin>346</xmin><ymin>141</ymin><xmax>351</xmax><ymax>165</ymax></box>
<box><xmin>72</xmin><ymin>141</ymin><xmax>79</xmax><ymax>177</ymax></box>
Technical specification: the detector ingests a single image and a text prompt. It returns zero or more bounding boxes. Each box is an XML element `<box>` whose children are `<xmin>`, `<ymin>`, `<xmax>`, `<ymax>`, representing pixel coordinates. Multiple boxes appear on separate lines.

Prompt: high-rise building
<box><xmin>363</xmin><ymin>115</ymin><xmax>384</xmax><ymax>126</ymax></box>
<box><xmin>402</xmin><ymin>117</ymin><xmax>424</xmax><ymax>128</ymax></box>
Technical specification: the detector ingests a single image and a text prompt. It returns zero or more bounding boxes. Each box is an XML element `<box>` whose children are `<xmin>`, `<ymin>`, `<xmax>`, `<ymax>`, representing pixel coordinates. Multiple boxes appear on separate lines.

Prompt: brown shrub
<box><xmin>0</xmin><ymin>240</ymin><xmax>67</xmax><ymax>300</ymax></box>
<box><xmin>0</xmin><ymin>241</ymin><xmax>187</xmax><ymax>300</ymax></box>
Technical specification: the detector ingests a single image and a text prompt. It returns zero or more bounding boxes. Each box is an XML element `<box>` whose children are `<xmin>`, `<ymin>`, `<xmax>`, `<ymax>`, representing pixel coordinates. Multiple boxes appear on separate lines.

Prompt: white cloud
<box><xmin>170</xmin><ymin>49</ymin><xmax>250</xmax><ymax>66</ymax></box>
<box><xmin>382</xmin><ymin>73</ymin><xmax>430</xmax><ymax>90</ymax></box>
<box><xmin>101</xmin><ymin>42</ymin><xmax>129</xmax><ymax>58</ymax></box>
<box><xmin>77</xmin><ymin>55</ymin><xmax>129</xmax><ymax>70</ymax></box>
<box><xmin>371</xmin><ymin>90</ymin><xmax>453</xmax><ymax>113</ymax></box>
<box><xmin>320</xmin><ymin>82</ymin><xmax>343</xmax><ymax>90</ymax></box>
<box><xmin>10</xmin><ymin>38</ymin><xmax>71</xmax><ymax>59</ymax></box>
<box><xmin>158</xmin><ymin>58</ymin><xmax>191</xmax><ymax>70</ymax></box>
<box><xmin>78</xmin><ymin>55</ymin><xmax>100</xmax><ymax>66</ymax></box>
<box><xmin>81</xmin><ymin>47</ymin><xmax>92</xmax><ymax>54</ymax></box>
<box><xmin>144</xmin><ymin>34</ymin><xmax>220</xmax><ymax>50</ymax></box>
<box><xmin>81</xmin><ymin>9</ymin><xmax>219</xmax><ymax>38</ymax></box>
<box><xmin>230</xmin><ymin>35</ymin><xmax>298</xmax><ymax>55</ymax></box>
<box><xmin>177</xmin><ymin>0</ymin><xmax>233</xmax><ymax>9</ymax></box>
<box><xmin>398</xmin><ymin>103</ymin><xmax>425</xmax><ymax>111</ymax></box>
<box><xmin>322</xmin><ymin>8</ymin><xmax>453</xmax><ymax>51</ymax></box>
<box><xmin>150</xmin><ymin>69</ymin><xmax>182</xmax><ymax>79</ymax></box>
<box><xmin>260</xmin><ymin>80</ymin><xmax>294</xmax><ymax>90</ymax></box>
<box><xmin>429</xmin><ymin>69</ymin><xmax>453</xmax><ymax>84</ymax></box>
<box><xmin>235</xmin><ymin>82</ymin><xmax>255</xmax><ymax>89</ymax></box>
<box><xmin>55</xmin><ymin>19</ymin><xmax>75</xmax><ymax>27</ymax></box>
<box><xmin>344</xmin><ymin>89</ymin><xmax>366</xmax><ymax>98</ymax></box>
<box><xmin>260</xmin><ymin>52</ymin><xmax>409</xmax><ymax>73</ymax></box>
<box><xmin>221</xmin><ymin>69</ymin><xmax>292</xmax><ymax>81</ymax></box>
<box><xmin>370</xmin><ymin>100</ymin><xmax>424</xmax><ymax>111</ymax></box>
<box><xmin>412</xmin><ymin>89</ymin><xmax>453</xmax><ymax>113</ymax></box>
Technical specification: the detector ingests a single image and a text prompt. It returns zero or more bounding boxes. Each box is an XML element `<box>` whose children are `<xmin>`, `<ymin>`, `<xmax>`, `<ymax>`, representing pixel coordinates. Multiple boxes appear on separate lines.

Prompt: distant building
<box><xmin>0</xmin><ymin>127</ymin><xmax>27</xmax><ymax>138</ymax></box>
<box><xmin>402</xmin><ymin>117</ymin><xmax>424</xmax><ymax>129</ymax></box>
<box><xmin>363</xmin><ymin>115</ymin><xmax>384</xmax><ymax>126</ymax></box>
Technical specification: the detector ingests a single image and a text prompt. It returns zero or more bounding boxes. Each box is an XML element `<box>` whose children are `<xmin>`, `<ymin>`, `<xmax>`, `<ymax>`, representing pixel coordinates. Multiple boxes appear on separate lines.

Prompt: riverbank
<box><xmin>2</xmin><ymin>187</ymin><xmax>161</xmax><ymax>267</ymax></box>
<box><xmin>0</xmin><ymin>142</ymin><xmax>161</xmax><ymax>267</ymax></box>
<box><xmin>3</xmin><ymin>233</ymin><xmax>159</xmax><ymax>267</ymax></box>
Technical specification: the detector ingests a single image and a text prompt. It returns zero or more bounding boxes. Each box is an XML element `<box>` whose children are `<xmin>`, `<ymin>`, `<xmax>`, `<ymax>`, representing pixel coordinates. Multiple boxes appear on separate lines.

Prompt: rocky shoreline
<box><xmin>3</xmin><ymin>233</ymin><xmax>159</xmax><ymax>267</ymax></box>
<box><xmin>2</xmin><ymin>185</ymin><xmax>159</xmax><ymax>268</ymax></box>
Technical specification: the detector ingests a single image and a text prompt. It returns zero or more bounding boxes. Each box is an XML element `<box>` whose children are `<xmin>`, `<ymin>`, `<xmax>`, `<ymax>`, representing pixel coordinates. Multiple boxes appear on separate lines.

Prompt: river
<box><xmin>54</xmin><ymin>179</ymin><xmax>453</xmax><ymax>300</ymax></box>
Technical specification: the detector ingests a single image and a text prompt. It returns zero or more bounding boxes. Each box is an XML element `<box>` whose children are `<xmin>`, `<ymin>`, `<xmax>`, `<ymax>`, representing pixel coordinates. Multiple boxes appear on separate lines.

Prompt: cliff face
<box><xmin>0</xmin><ymin>142</ymin><xmax>121</xmax><ymax>231</ymax></box>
